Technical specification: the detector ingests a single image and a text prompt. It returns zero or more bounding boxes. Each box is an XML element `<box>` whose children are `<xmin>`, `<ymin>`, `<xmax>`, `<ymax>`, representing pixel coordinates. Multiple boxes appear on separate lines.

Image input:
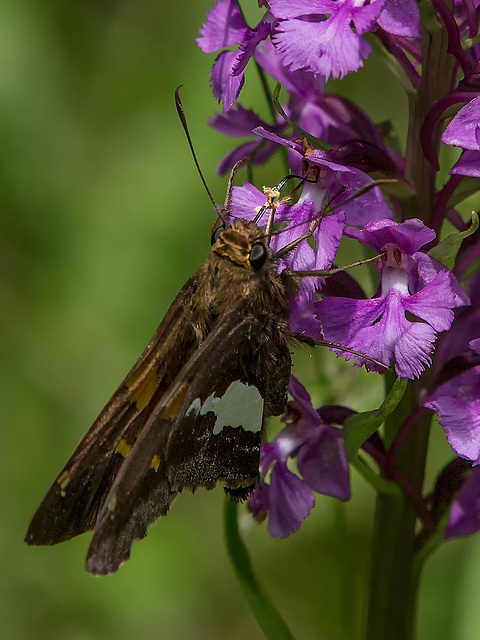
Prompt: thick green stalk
<box><xmin>364</xmin><ymin>381</ymin><xmax>432</xmax><ymax>640</ymax></box>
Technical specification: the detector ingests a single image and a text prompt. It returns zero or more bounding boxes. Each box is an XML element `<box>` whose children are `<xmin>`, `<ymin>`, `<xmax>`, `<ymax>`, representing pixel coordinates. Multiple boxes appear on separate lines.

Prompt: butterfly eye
<box><xmin>211</xmin><ymin>224</ymin><xmax>225</xmax><ymax>245</ymax></box>
<box><xmin>249</xmin><ymin>242</ymin><xmax>268</xmax><ymax>270</ymax></box>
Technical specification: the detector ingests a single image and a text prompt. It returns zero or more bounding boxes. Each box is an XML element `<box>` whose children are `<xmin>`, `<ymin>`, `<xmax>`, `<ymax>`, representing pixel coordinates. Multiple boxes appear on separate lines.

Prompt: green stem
<box><xmin>364</xmin><ymin>381</ymin><xmax>433</xmax><ymax>640</ymax></box>
<box><xmin>223</xmin><ymin>499</ymin><xmax>296</xmax><ymax>640</ymax></box>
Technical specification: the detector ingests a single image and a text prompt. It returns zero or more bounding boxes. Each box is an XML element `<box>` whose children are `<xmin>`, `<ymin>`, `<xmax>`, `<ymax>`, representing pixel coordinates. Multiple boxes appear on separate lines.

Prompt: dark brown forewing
<box><xmin>86</xmin><ymin>311</ymin><xmax>289</xmax><ymax>575</ymax></box>
<box><xmin>25</xmin><ymin>276</ymin><xmax>197</xmax><ymax>546</ymax></box>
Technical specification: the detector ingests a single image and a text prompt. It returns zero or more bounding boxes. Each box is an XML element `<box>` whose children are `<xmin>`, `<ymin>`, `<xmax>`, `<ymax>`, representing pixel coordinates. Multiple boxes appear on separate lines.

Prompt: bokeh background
<box><xmin>2</xmin><ymin>1</ymin><xmax>480</xmax><ymax>639</ymax></box>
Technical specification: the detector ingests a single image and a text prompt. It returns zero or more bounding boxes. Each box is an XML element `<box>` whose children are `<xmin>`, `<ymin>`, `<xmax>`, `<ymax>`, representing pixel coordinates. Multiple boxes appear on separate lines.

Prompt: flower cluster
<box><xmin>248</xmin><ymin>377</ymin><xmax>351</xmax><ymax>537</ymax></box>
<box><xmin>197</xmin><ymin>0</ymin><xmax>480</xmax><ymax>545</ymax></box>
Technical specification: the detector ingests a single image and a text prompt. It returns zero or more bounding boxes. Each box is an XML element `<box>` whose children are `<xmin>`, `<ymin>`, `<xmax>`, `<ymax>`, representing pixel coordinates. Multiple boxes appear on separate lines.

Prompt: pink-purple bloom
<box><xmin>314</xmin><ymin>219</ymin><xmax>470</xmax><ymax>378</ymax></box>
<box><xmin>198</xmin><ymin>0</ymin><xmax>420</xmax><ymax>113</ymax></box>
<box><xmin>248</xmin><ymin>377</ymin><xmax>350</xmax><ymax>537</ymax></box>
<box><xmin>197</xmin><ymin>0</ymin><xmax>272</xmax><ymax>110</ymax></box>
<box><xmin>269</xmin><ymin>0</ymin><xmax>384</xmax><ymax>79</ymax></box>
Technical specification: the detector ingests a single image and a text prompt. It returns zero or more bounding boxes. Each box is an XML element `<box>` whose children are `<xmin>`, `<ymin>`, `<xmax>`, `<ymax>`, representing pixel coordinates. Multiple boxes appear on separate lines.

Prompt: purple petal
<box><xmin>351</xmin><ymin>0</ymin><xmax>386</xmax><ymax>33</ymax></box>
<box><xmin>346</xmin><ymin>218</ymin><xmax>436</xmax><ymax>254</ymax></box>
<box><xmin>248</xmin><ymin>482</ymin><xmax>270</xmax><ymax>521</ymax></box>
<box><xmin>233</xmin><ymin>21</ymin><xmax>271</xmax><ymax>77</ymax></box>
<box><xmin>445</xmin><ymin>466</ymin><xmax>480</xmax><ymax>539</ymax></box>
<box><xmin>267</xmin><ymin>463</ymin><xmax>315</xmax><ymax>537</ymax></box>
<box><xmin>328</xmin><ymin>167</ymin><xmax>394</xmax><ymax>226</ymax></box>
<box><xmin>442</xmin><ymin>96</ymin><xmax>480</xmax><ymax>151</ymax></box>
<box><xmin>288</xmin><ymin>295</ymin><xmax>324</xmax><ymax>338</ymax></box>
<box><xmin>316</xmin><ymin>296</ymin><xmax>386</xmax><ymax>345</ymax></box>
<box><xmin>307</xmin><ymin>93</ymin><xmax>387</xmax><ymax>148</ymax></box>
<box><xmin>210</xmin><ymin>50</ymin><xmax>245</xmax><ymax>111</ymax></box>
<box><xmin>269</xmin><ymin>0</ymin><xmax>339</xmax><ymax>19</ymax></box>
<box><xmin>215</xmin><ymin>140</ymin><xmax>270</xmax><ymax>177</ymax></box>
<box><xmin>287</xmin><ymin>376</ymin><xmax>321</xmax><ymax>426</ymax></box>
<box><xmin>393</xmin><ymin>318</ymin><xmax>436</xmax><ymax>379</ymax></box>
<box><xmin>298</xmin><ymin>426</ymin><xmax>351</xmax><ymax>500</ymax></box>
<box><xmin>230</xmin><ymin>182</ymin><xmax>267</xmax><ymax>220</ymax></box>
<box><xmin>215</xmin><ymin>137</ymin><xmax>281</xmax><ymax>176</ymax></box>
<box><xmin>317</xmin><ymin>290</ymin><xmax>437</xmax><ymax>378</ymax></box>
<box><xmin>252</xmin><ymin>126</ymin><xmax>304</xmax><ymax>154</ymax></box>
<box><xmin>255</xmin><ymin>40</ymin><xmax>325</xmax><ymax>100</ymax></box>
<box><xmin>209</xmin><ymin>105</ymin><xmax>270</xmax><ymax>136</ymax></box>
<box><xmin>298</xmin><ymin>152</ymin><xmax>394</xmax><ymax>225</ymax></box>
<box><xmin>414</xmin><ymin>252</ymin><xmax>470</xmax><ymax>306</ymax></box>
<box><xmin>471</xmin><ymin>338</ymin><xmax>480</xmax><ymax>355</ymax></box>
<box><xmin>314</xmin><ymin>211</ymin><xmax>345</xmax><ymax>270</ymax></box>
<box><xmin>197</xmin><ymin>0</ymin><xmax>248</xmax><ymax>53</ymax></box>
<box><xmin>377</xmin><ymin>0</ymin><xmax>421</xmax><ymax>38</ymax></box>
<box><xmin>270</xmin><ymin>192</ymin><xmax>328</xmax><ymax>294</ymax></box>
<box><xmin>449</xmin><ymin>150</ymin><xmax>480</xmax><ymax>177</ymax></box>
<box><xmin>403</xmin><ymin>270</ymin><xmax>456</xmax><ymax>332</ymax></box>
<box><xmin>261</xmin><ymin>424</ymin><xmax>303</xmax><ymax>470</ymax></box>
<box><xmin>423</xmin><ymin>366</ymin><xmax>480</xmax><ymax>462</ymax></box>
<box><xmin>272</xmin><ymin>14</ymin><xmax>372</xmax><ymax>79</ymax></box>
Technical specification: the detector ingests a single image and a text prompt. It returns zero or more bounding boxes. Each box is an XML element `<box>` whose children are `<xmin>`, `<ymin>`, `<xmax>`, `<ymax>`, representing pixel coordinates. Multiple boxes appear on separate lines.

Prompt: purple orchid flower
<box><xmin>269</xmin><ymin>0</ymin><xmax>385</xmax><ymax>79</ymax></box>
<box><xmin>248</xmin><ymin>376</ymin><xmax>351</xmax><ymax>538</ymax></box>
<box><xmin>269</xmin><ymin>0</ymin><xmax>419</xmax><ymax>80</ymax></box>
<box><xmin>314</xmin><ymin>219</ymin><xmax>470</xmax><ymax>378</ymax></box>
<box><xmin>197</xmin><ymin>0</ymin><xmax>272</xmax><ymax>110</ymax></box>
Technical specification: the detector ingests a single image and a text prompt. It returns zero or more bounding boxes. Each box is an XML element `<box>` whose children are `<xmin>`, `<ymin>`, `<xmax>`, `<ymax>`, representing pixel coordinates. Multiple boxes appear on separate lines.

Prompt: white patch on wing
<box><xmin>186</xmin><ymin>381</ymin><xmax>263</xmax><ymax>434</ymax></box>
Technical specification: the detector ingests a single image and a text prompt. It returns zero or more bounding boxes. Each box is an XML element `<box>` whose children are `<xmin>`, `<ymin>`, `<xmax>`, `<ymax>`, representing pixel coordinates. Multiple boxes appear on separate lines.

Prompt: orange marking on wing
<box><xmin>162</xmin><ymin>382</ymin><xmax>190</xmax><ymax>420</ymax></box>
<box><xmin>125</xmin><ymin>361</ymin><xmax>148</xmax><ymax>390</ymax></box>
<box><xmin>150</xmin><ymin>455</ymin><xmax>161</xmax><ymax>472</ymax></box>
<box><xmin>128</xmin><ymin>367</ymin><xmax>160</xmax><ymax>409</ymax></box>
<box><xmin>116</xmin><ymin>439</ymin><xmax>132</xmax><ymax>458</ymax></box>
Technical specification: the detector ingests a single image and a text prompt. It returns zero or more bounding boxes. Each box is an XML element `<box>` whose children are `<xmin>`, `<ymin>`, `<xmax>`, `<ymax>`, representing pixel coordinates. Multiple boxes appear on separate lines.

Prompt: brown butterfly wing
<box><xmin>85</xmin><ymin>310</ymin><xmax>291</xmax><ymax>575</ymax></box>
<box><xmin>25</xmin><ymin>275</ymin><xmax>198</xmax><ymax>546</ymax></box>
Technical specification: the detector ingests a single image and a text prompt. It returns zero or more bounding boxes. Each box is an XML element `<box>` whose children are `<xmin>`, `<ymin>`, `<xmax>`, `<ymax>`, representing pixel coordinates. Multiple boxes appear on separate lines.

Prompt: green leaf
<box><xmin>224</xmin><ymin>499</ymin><xmax>296</xmax><ymax>640</ymax></box>
<box><xmin>272</xmin><ymin>82</ymin><xmax>328</xmax><ymax>151</ymax></box>
<box><xmin>351</xmin><ymin>454</ymin><xmax>402</xmax><ymax>497</ymax></box>
<box><xmin>429</xmin><ymin>211</ymin><xmax>479</xmax><ymax>269</ymax></box>
<box><xmin>343</xmin><ymin>378</ymin><xmax>408</xmax><ymax>459</ymax></box>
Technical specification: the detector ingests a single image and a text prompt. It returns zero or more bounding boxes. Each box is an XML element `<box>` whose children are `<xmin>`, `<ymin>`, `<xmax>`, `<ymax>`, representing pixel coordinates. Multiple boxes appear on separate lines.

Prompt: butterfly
<box><xmin>25</xmin><ymin>174</ymin><xmax>330</xmax><ymax>574</ymax></box>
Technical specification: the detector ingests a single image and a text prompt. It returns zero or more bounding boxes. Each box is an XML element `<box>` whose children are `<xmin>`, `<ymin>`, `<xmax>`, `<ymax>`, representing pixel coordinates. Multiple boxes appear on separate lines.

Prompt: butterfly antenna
<box><xmin>224</xmin><ymin>158</ymin><xmax>248</xmax><ymax>213</ymax></box>
<box><xmin>175</xmin><ymin>86</ymin><xmax>222</xmax><ymax>218</ymax></box>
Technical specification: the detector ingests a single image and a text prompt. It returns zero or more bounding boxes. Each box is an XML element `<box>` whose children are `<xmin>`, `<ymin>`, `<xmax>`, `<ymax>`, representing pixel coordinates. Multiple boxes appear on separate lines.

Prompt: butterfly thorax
<box><xmin>190</xmin><ymin>219</ymin><xmax>290</xmax><ymax>340</ymax></box>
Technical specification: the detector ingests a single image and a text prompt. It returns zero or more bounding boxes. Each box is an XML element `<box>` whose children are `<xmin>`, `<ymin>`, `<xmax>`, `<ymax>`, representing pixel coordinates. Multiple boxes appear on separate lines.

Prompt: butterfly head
<box><xmin>211</xmin><ymin>219</ymin><xmax>269</xmax><ymax>272</ymax></box>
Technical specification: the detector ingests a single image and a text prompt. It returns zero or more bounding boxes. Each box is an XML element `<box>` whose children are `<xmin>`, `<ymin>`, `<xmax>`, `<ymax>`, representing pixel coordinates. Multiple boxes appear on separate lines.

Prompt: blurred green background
<box><xmin>1</xmin><ymin>1</ymin><xmax>479</xmax><ymax>639</ymax></box>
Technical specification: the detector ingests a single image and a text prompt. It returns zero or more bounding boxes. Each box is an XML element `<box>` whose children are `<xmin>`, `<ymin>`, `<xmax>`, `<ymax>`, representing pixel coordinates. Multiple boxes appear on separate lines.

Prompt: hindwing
<box><xmin>86</xmin><ymin>310</ymin><xmax>290</xmax><ymax>575</ymax></box>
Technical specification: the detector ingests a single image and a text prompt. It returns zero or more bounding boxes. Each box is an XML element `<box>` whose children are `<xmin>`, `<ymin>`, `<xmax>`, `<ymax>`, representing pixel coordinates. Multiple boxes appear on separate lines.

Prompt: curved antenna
<box><xmin>224</xmin><ymin>158</ymin><xmax>248</xmax><ymax>213</ymax></box>
<box><xmin>175</xmin><ymin>86</ymin><xmax>222</xmax><ymax>218</ymax></box>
